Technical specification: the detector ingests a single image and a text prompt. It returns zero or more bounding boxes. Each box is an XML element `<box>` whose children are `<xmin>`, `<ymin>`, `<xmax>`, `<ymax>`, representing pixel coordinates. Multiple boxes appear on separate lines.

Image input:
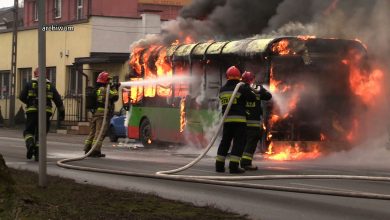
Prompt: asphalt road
<box><xmin>1</xmin><ymin>128</ymin><xmax>390</xmax><ymax>220</ymax></box>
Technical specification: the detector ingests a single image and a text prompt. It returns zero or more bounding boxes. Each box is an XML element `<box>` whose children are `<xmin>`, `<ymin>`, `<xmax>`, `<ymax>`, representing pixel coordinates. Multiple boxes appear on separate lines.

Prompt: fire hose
<box><xmin>57</xmin><ymin>82</ymin><xmax>390</xmax><ymax>200</ymax></box>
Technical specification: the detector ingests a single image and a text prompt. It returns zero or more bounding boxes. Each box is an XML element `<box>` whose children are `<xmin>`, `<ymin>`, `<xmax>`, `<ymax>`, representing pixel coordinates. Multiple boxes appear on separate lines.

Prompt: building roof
<box><xmin>0</xmin><ymin>6</ymin><xmax>23</xmax><ymax>29</ymax></box>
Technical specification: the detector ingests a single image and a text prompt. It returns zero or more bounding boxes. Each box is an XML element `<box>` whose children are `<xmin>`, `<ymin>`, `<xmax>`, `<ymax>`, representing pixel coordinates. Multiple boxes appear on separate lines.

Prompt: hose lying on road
<box><xmin>57</xmin><ymin>82</ymin><xmax>390</xmax><ymax>200</ymax></box>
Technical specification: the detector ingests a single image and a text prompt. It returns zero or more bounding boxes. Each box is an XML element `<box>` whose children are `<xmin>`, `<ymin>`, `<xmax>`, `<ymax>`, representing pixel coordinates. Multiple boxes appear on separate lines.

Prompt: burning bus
<box><xmin>121</xmin><ymin>36</ymin><xmax>382</xmax><ymax>160</ymax></box>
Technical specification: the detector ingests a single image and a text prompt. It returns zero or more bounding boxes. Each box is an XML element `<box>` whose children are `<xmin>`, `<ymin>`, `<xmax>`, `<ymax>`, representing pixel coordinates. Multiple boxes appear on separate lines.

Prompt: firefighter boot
<box><xmin>215</xmin><ymin>161</ymin><xmax>225</xmax><ymax>173</ymax></box>
<box><xmin>89</xmin><ymin>151</ymin><xmax>106</xmax><ymax>158</ymax></box>
<box><xmin>25</xmin><ymin>139</ymin><xmax>35</xmax><ymax>160</ymax></box>
<box><xmin>229</xmin><ymin>161</ymin><xmax>245</xmax><ymax>174</ymax></box>
<box><xmin>84</xmin><ymin>145</ymin><xmax>91</xmax><ymax>155</ymax></box>
<box><xmin>33</xmin><ymin>146</ymin><xmax>39</xmax><ymax>162</ymax></box>
<box><xmin>241</xmin><ymin>158</ymin><xmax>258</xmax><ymax>171</ymax></box>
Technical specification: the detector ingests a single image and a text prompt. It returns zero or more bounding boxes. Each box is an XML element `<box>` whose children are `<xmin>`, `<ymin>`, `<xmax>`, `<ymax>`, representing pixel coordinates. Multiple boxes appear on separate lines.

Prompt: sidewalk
<box><xmin>0</xmin><ymin>127</ymin><xmax>87</xmax><ymax>144</ymax></box>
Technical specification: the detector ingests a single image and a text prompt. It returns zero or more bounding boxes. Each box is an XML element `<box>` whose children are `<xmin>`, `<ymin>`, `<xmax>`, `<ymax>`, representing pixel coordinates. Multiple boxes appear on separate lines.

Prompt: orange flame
<box><xmin>271</xmin><ymin>39</ymin><xmax>291</xmax><ymax>55</ymax></box>
<box><xmin>155</xmin><ymin>48</ymin><xmax>173</xmax><ymax>97</ymax></box>
<box><xmin>129</xmin><ymin>78</ymin><xmax>143</xmax><ymax>104</ymax></box>
<box><xmin>129</xmin><ymin>47</ymin><xmax>144</xmax><ymax>75</ymax></box>
<box><xmin>180</xmin><ymin>97</ymin><xmax>186</xmax><ymax>133</ymax></box>
<box><xmin>297</xmin><ymin>35</ymin><xmax>316</xmax><ymax>41</ymax></box>
<box><xmin>346</xmin><ymin>119</ymin><xmax>359</xmax><ymax>142</ymax></box>
<box><xmin>349</xmin><ymin>66</ymin><xmax>384</xmax><ymax>105</ymax></box>
<box><xmin>172</xmin><ymin>39</ymin><xmax>180</xmax><ymax>46</ymax></box>
<box><xmin>320</xmin><ymin>133</ymin><xmax>326</xmax><ymax>141</ymax></box>
<box><xmin>265</xmin><ymin>142</ymin><xmax>321</xmax><ymax>161</ymax></box>
<box><xmin>184</xmin><ymin>36</ymin><xmax>194</xmax><ymax>44</ymax></box>
<box><xmin>344</xmin><ymin>47</ymin><xmax>384</xmax><ymax>105</ymax></box>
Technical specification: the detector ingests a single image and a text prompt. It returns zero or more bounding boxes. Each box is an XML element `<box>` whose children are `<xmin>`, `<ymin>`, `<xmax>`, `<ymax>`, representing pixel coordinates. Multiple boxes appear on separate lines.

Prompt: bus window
<box><xmin>156</xmin><ymin>48</ymin><xmax>172</xmax><ymax>97</ymax></box>
<box><xmin>190</xmin><ymin>60</ymin><xmax>204</xmax><ymax>101</ymax></box>
<box><xmin>129</xmin><ymin>78</ymin><xmax>143</xmax><ymax>104</ymax></box>
<box><xmin>144</xmin><ymin>76</ymin><xmax>156</xmax><ymax>97</ymax></box>
<box><xmin>205</xmin><ymin>60</ymin><xmax>221</xmax><ymax>98</ymax></box>
<box><xmin>174</xmin><ymin>61</ymin><xmax>189</xmax><ymax>97</ymax></box>
<box><xmin>122</xmin><ymin>87</ymin><xmax>130</xmax><ymax>110</ymax></box>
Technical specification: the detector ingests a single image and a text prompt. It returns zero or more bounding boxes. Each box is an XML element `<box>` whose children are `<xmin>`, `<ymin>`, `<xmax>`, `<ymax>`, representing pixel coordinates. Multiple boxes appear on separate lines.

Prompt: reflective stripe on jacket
<box><xmin>219</xmin><ymin>80</ymin><xmax>256</xmax><ymax>124</ymax></box>
<box><xmin>95</xmin><ymin>86</ymin><xmax>119</xmax><ymax>114</ymax></box>
<box><xmin>245</xmin><ymin>85</ymin><xmax>272</xmax><ymax>127</ymax></box>
<box><xmin>19</xmin><ymin>80</ymin><xmax>63</xmax><ymax>114</ymax></box>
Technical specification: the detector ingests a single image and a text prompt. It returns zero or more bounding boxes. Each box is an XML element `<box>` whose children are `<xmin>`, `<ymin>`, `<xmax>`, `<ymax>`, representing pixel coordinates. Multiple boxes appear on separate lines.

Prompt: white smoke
<box><xmin>314</xmin><ymin>135</ymin><xmax>390</xmax><ymax>169</ymax></box>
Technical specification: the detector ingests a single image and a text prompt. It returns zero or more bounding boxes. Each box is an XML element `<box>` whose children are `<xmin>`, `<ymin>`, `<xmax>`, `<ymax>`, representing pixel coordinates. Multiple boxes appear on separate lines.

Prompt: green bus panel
<box><xmin>129</xmin><ymin>105</ymin><xmax>220</xmax><ymax>144</ymax></box>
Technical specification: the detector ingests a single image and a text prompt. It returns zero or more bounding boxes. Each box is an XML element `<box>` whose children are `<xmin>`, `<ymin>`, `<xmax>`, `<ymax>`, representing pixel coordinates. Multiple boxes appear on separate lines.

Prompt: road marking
<box><xmin>290</xmin><ymin>182</ymin><xmax>361</xmax><ymax>193</ymax></box>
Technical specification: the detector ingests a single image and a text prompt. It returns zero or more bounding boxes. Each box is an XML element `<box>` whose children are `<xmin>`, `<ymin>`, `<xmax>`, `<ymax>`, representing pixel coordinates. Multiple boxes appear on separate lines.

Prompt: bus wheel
<box><xmin>140</xmin><ymin>119</ymin><xmax>153</xmax><ymax>147</ymax></box>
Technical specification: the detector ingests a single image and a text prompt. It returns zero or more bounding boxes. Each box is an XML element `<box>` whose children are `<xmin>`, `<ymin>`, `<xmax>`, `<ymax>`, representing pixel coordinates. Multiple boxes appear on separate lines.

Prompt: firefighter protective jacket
<box><xmin>19</xmin><ymin>79</ymin><xmax>63</xmax><ymax>114</ymax></box>
<box><xmin>219</xmin><ymin>80</ymin><xmax>257</xmax><ymax>123</ymax></box>
<box><xmin>245</xmin><ymin>85</ymin><xmax>272</xmax><ymax>128</ymax></box>
<box><xmin>95</xmin><ymin>84</ymin><xmax>119</xmax><ymax>116</ymax></box>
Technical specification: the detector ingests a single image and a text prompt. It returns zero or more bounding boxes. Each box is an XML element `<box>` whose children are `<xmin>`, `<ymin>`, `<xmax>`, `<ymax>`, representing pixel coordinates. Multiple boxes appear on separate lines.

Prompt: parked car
<box><xmin>108</xmin><ymin>108</ymin><xmax>127</xmax><ymax>142</ymax></box>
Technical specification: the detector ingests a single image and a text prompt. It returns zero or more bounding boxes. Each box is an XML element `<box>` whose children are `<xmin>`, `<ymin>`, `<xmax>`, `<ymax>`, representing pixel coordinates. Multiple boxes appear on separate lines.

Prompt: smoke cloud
<box><xmin>132</xmin><ymin>0</ymin><xmax>282</xmax><ymax>48</ymax></box>
<box><xmin>265</xmin><ymin>0</ymin><xmax>390</xmax><ymax>58</ymax></box>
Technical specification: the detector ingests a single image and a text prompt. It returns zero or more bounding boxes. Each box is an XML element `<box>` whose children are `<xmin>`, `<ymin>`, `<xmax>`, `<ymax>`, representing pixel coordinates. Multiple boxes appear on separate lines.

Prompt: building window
<box><xmin>0</xmin><ymin>71</ymin><xmax>10</xmax><ymax>99</ymax></box>
<box><xmin>76</xmin><ymin>0</ymin><xmax>83</xmax><ymax>20</ymax></box>
<box><xmin>46</xmin><ymin>67</ymin><xmax>57</xmax><ymax>86</ymax></box>
<box><xmin>34</xmin><ymin>2</ymin><xmax>38</xmax><ymax>21</ymax></box>
<box><xmin>67</xmin><ymin>66</ymin><xmax>82</xmax><ymax>95</ymax></box>
<box><xmin>54</xmin><ymin>0</ymin><xmax>62</xmax><ymax>18</ymax></box>
<box><xmin>19</xmin><ymin>68</ymin><xmax>32</xmax><ymax>93</ymax></box>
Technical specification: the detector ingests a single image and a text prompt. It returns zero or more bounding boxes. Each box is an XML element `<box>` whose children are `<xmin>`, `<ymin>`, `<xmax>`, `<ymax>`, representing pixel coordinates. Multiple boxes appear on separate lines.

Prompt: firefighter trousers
<box><xmin>241</xmin><ymin>127</ymin><xmax>263</xmax><ymax>165</ymax></box>
<box><xmin>23</xmin><ymin>112</ymin><xmax>51</xmax><ymax>146</ymax></box>
<box><xmin>216</xmin><ymin>122</ymin><xmax>247</xmax><ymax>164</ymax></box>
<box><xmin>84</xmin><ymin>115</ymin><xmax>109</xmax><ymax>152</ymax></box>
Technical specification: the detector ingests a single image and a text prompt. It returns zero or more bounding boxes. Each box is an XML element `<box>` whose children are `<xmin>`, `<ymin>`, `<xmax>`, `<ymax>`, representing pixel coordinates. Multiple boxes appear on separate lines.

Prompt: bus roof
<box><xmin>169</xmin><ymin>37</ymin><xmax>366</xmax><ymax>59</ymax></box>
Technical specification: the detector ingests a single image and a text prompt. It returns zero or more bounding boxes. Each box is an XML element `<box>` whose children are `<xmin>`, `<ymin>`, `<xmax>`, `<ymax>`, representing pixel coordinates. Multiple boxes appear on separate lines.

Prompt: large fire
<box><xmin>264</xmin><ymin>142</ymin><xmax>321</xmax><ymax>161</ymax></box>
<box><xmin>129</xmin><ymin>37</ymin><xmax>385</xmax><ymax>162</ymax></box>
<box><xmin>266</xmin><ymin>63</ymin><xmax>322</xmax><ymax>161</ymax></box>
<box><xmin>265</xmin><ymin>38</ymin><xmax>385</xmax><ymax>161</ymax></box>
<box><xmin>129</xmin><ymin>37</ymin><xmax>195</xmax><ymax>100</ymax></box>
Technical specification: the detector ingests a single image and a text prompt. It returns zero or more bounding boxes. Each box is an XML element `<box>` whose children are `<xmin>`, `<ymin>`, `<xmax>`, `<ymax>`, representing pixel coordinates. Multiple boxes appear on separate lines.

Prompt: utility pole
<box><xmin>38</xmin><ymin>0</ymin><xmax>47</xmax><ymax>187</ymax></box>
<box><xmin>8</xmin><ymin>0</ymin><xmax>18</xmax><ymax>127</ymax></box>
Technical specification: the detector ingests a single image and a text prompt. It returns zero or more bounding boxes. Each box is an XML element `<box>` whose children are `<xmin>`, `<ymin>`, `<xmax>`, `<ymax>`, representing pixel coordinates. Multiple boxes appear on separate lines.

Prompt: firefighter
<box><xmin>19</xmin><ymin>68</ymin><xmax>65</xmax><ymax>161</ymax></box>
<box><xmin>216</xmin><ymin>66</ymin><xmax>257</xmax><ymax>174</ymax></box>
<box><xmin>240</xmin><ymin>71</ymin><xmax>272</xmax><ymax>170</ymax></box>
<box><xmin>84</xmin><ymin>71</ymin><xmax>118</xmax><ymax>157</ymax></box>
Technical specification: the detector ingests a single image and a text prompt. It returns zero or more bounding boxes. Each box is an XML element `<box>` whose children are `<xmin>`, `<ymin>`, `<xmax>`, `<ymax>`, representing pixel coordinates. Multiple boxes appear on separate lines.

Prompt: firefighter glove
<box><xmin>250</xmin><ymin>84</ymin><xmax>262</xmax><ymax>93</ymax></box>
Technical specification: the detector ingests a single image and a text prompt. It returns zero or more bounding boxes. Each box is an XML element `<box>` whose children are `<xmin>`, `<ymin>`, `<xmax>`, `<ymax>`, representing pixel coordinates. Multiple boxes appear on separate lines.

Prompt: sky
<box><xmin>0</xmin><ymin>0</ymin><xmax>22</xmax><ymax>9</ymax></box>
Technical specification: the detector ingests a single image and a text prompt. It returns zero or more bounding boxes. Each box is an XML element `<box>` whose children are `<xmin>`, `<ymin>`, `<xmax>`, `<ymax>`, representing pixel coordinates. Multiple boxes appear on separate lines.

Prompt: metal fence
<box><xmin>0</xmin><ymin>91</ymin><xmax>87</xmax><ymax>128</ymax></box>
<box><xmin>62</xmin><ymin>93</ymin><xmax>85</xmax><ymax>126</ymax></box>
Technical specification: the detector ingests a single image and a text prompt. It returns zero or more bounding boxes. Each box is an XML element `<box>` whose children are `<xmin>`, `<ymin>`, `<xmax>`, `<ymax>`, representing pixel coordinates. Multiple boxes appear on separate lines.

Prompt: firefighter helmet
<box><xmin>226</xmin><ymin>66</ymin><xmax>241</xmax><ymax>80</ymax></box>
<box><xmin>241</xmin><ymin>71</ymin><xmax>255</xmax><ymax>84</ymax></box>
<box><xmin>96</xmin><ymin>71</ymin><xmax>111</xmax><ymax>84</ymax></box>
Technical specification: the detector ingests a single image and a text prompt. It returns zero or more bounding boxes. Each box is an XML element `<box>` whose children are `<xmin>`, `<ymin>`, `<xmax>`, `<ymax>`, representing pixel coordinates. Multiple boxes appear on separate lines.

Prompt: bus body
<box><xmin>123</xmin><ymin>36</ymin><xmax>369</xmax><ymax>152</ymax></box>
